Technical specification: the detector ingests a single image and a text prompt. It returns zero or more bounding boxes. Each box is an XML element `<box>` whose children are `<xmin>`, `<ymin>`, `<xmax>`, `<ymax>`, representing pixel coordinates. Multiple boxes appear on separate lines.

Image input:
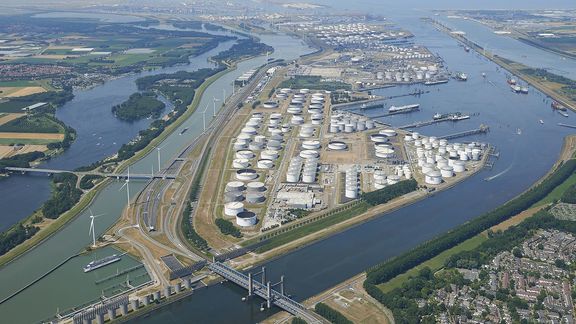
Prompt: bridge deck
<box><xmin>208</xmin><ymin>262</ymin><xmax>323</xmax><ymax>323</ymax></box>
<box><xmin>4</xmin><ymin>167</ymin><xmax>176</xmax><ymax>180</ymax></box>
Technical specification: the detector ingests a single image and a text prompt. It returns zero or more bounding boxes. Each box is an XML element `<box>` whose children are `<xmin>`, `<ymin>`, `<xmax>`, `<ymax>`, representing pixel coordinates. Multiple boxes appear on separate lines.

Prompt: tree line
<box><xmin>363</xmin><ymin>159</ymin><xmax>576</xmax><ymax>316</ymax></box>
<box><xmin>361</xmin><ymin>179</ymin><xmax>418</xmax><ymax>206</ymax></box>
<box><xmin>314</xmin><ymin>303</ymin><xmax>353</xmax><ymax>324</ymax></box>
<box><xmin>42</xmin><ymin>173</ymin><xmax>82</xmax><ymax>219</ymax></box>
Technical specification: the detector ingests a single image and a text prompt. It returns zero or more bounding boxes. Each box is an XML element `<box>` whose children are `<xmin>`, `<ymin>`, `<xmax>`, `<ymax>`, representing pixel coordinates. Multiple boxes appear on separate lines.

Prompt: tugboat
<box><xmin>552</xmin><ymin>101</ymin><xmax>567</xmax><ymax>111</ymax></box>
<box><xmin>455</xmin><ymin>72</ymin><xmax>468</xmax><ymax>81</ymax></box>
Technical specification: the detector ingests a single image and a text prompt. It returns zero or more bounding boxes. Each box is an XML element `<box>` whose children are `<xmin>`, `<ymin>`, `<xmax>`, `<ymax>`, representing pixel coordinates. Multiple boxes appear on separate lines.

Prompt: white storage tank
<box><xmin>225</xmin><ymin>181</ymin><xmax>245</xmax><ymax>192</ymax></box>
<box><xmin>236</xmin><ymin>211</ymin><xmax>257</xmax><ymax>227</ymax></box>
<box><xmin>241</xmin><ymin>127</ymin><xmax>257</xmax><ymax>135</ymax></box>
<box><xmin>329</xmin><ymin>124</ymin><xmax>340</xmax><ymax>133</ymax></box>
<box><xmin>257</xmin><ymin>159</ymin><xmax>274</xmax><ymax>169</ymax></box>
<box><xmin>236</xmin><ymin>169</ymin><xmax>258</xmax><ymax>181</ymax></box>
<box><xmin>224</xmin><ymin>202</ymin><xmax>244</xmax><ymax>216</ymax></box>
<box><xmin>249</xmin><ymin>142</ymin><xmax>265</xmax><ymax>151</ymax></box>
<box><xmin>260</xmin><ymin>150</ymin><xmax>279</xmax><ymax>160</ymax></box>
<box><xmin>300</xmin><ymin>150</ymin><xmax>319</xmax><ymax>159</ymax></box>
<box><xmin>425</xmin><ymin>170</ymin><xmax>442</xmax><ymax>185</ymax></box>
<box><xmin>375</xmin><ymin>147</ymin><xmax>395</xmax><ymax>158</ymax></box>
<box><xmin>412</xmin><ymin>132</ymin><xmax>420</xmax><ymax>140</ymax></box>
<box><xmin>224</xmin><ymin>191</ymin><xmax>244</xmax><ymax>203</ymax></box>
<box><xmin>421</xmin><ymin>162</ymin><xmax>435</xmax><ymax>174</ymax></box>
<box><xmin>246</xmin><ymin>193</ymin><xmax>266</xmax><ymax>204</ymax></box>
<box><xmin>440</xmin><ymin>166</ymin><xmax>454</xmax><ymax>178</ymax></box>
<box><xmin>365</xmin><ymin>120</ymin><xmax>375</xmax><ymax>129</ymax></box>
<box><xmin>291</xmin><ymin>115</ymin><xmax>305</xmax><ymax>125</ymax></box>
<box><xmin>302</xmin><ymin>172</ymin><xmax>316</xmax><ymax>183</ymax></box>
<box><xmin>379</xmin><ymin>129</ymin><xmax>397</xmax><ymax>137</ymax></box>
<box><xmin>328</xmin><ymin>141</ymin><xmax>347</xmax><ymax>150</ymax></box>
<box><xmin>387</xmin><ymin>174</ymin><xmax>401</xmax><ymax>185</ymax></box>
<box><xmin>262</xmin><ymin>101</ymin><xmax>279</xmax><ymax>109</ymax></box>
<box><xmin>236</xmin><ymin>150</ymin><xmax>255</xmax><ymax>160</ymax></box>
<box><xmin>232</xmin><ymin>158</ymin><xmax>251</xmax><ymax>169</ymax></box>
<box><xmin>453</xmin><ymin>161</ymin><xmax>466</xmax><ymax>173</ymax></box>
<box><xmin>302</xmin><ymin>140</ymin><xmax>321</xmax><ymax>150</ymax></box>
<box><xmin>247</xmin><ymin>181</ymin><xmax>266</xmax><ymax>192</ymax></box>
<box><xmin>370</xmin><ymin>134</ymin><xmax>389</xmax><ymax>143</ymax></box>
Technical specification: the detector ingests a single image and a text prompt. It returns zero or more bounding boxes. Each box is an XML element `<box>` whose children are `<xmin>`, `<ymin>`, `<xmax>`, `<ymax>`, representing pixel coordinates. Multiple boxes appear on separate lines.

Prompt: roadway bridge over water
<box><xmin>3</xmin><ymin>167</ymin><xmax>177</xmax><ymax>180</ymax></box>
<box><xmin>208</xmin><ymin>262</ymin><xmax>325</xmax><ymax>323</ymax></box>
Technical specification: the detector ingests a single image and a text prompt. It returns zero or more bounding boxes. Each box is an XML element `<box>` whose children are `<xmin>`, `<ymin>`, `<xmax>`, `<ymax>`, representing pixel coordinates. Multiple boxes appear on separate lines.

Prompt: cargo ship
<box><xmin>455</xmin><ymin>72</ymin><xmax>468</xmax><ymax>81</ymax></box>
<box><xmin>389</xmin><ymin>104</ymin><xmax>420</xmax><ymax>113</ymax></box>
<box><xmin>507</xmin><ymin>78</ymin><xmax>517</xmax><ymax>85</ymax></box>
<box><xmin>424</xmin><ymin>79</ymin><xmax>449</xmax><ymax>86</ymax></box>
<box><xmin>433</xmin><ymin>112</ymin><xmax>469</xmax><ymax>121</ymax></box>
<box><xmin>552</xmin><ymin>101</ymin><xmax>567</xmax><ymax>111</ymax></box>
<box><xmin>510</xmin><ymin>85</ymin><xmax>529</xmax><ymax>94</ymax></box>
<box><xmin>179</xmin><ymin>127</ymin><xmax>189</xmax><ymax>135</ymax></box>
<box><xmin>83</xmin><ymin>254</ymin><xmax>121</xmax><ymax>273</ymax></box>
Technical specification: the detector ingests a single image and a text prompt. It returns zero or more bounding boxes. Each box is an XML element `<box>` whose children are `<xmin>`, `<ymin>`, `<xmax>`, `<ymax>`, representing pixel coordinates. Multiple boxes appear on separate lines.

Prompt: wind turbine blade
<box><xmin>119</xmin><ymin>182</ymin><xmax>127</xmax><ymax>191</ymax></box>
<box><xmin>89</xmin><ymin>208</ymin><xmax>94</xmax><ymax>217</ymax></box>
<box><xmin>92</xmin><ymin>213</ymin><xmax>105</xmax><ymax>218</ymax></box>
<box><xmin>89</xmin><ymin>219</ymin><xmax>94</xmax><ymax>236</ymax></box>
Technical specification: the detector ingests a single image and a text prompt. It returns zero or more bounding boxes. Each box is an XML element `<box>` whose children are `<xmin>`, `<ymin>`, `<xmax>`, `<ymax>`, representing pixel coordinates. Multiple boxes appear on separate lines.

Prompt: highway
<box><xmin>122</xmin><ymin>62</ymin><xmax>279</xmax><ymax>286</ymax></box>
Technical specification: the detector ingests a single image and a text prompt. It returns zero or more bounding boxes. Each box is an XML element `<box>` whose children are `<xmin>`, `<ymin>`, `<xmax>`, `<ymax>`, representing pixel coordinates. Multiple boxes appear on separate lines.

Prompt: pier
<box><xmin>370</xmin><ymin>106</ymin><xmax>421</xmax><ymax>118</ymax></box>
<box><xmin>2</xmin><ymin>167</ymin><xmax>176</xmax><ymax>180</ymax></box>
<box><xmin>208</xmin><ymin>262</ymin><xmax>324</xmax><ymax>323</ymax></box>
<box><xmin>439</xmin><ymin>124</ymin><xmax>490</xmax><ymax>140</ymax></box>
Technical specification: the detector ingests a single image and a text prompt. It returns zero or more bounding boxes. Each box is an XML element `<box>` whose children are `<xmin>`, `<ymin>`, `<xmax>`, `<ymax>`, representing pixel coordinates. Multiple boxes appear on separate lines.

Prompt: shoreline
<box><xmin>426</xmin><ymin>18</ymin><xmax>576</xmax><ymax>111</ymax></box>
<box><xmin>263</xmin><ymin>134</ymin><xmax>576</xmax><ymax>324</ymax></box>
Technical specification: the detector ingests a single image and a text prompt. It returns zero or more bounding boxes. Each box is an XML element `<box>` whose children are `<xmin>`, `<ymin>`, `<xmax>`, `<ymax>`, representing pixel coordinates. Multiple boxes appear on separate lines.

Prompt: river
<box><xmin>133</xmin><ymin>6</ymin><xmax>576</xmax><ymax>324</ymax></box>
<box><xmin>1</xmin><ymin>4</ymin><xmax>575</xmax><ymax>323</ymax></box>
<box><xmin>0</xmin><ymin>27</ymin><xmax>312</xmax><ymax>323</ymax></box>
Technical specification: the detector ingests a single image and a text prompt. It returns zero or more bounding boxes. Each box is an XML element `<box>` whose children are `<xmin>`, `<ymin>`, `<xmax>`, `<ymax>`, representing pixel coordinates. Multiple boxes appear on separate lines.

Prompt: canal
<box><xmin>134</xmin><ymin>7</ymin><xmax>576</xmax><ymax>324</ymax></box>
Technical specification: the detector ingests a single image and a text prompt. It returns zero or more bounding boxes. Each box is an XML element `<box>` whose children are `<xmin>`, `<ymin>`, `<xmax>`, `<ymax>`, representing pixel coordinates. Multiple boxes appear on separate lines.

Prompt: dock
<box><xmin>439</xmin><ymin>124</ymin><xmax>489</xmax><ymax>140</ymax></box>
<box><xmin>370</xmin><ymin>106</ymin><xmax>421</xmax><ymax>118</ymax></box>
<box><xmin>398</xmin><ymin>116</ymin><xmax>470</xmax><ymax>129</ymax></box>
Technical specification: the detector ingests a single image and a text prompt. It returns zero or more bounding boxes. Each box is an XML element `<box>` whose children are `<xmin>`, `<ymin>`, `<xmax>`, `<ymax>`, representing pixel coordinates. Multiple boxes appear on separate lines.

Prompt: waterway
<box><xmin>133</xmin><ymin>8</ymin><xmax>576</xmax><ymax>324</ymax></box>
<box><xmin>1</xmin><ymin>4</ymin><xmax>575</xmax><ymax>323</ymax></box>
<box><xmin>0</xmin><ymin>29</ymin><xmax>312</xmax><ymax>323</ymax></box>
<box><xmin>0</xmin><ymin>29</ymin><xmax>234</xmax><ymax>232</ymax></box>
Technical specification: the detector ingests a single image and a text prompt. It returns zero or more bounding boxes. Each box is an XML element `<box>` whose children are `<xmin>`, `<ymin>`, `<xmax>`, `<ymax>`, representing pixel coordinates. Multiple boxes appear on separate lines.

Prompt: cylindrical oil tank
<box><xmin>440</xmin><ymin>166</ymin><xmax>454</xmax><ymax>178</ymax></box>
<box><xmin>302</xmin><ymin>140</ymin><xmax>321</xmax><ymax>150</ymax></box>
<box><xmin>260</xmin><ymin>150</ymin><xmax>279</xmax><ymax>160</ymax></box>
<box><xmin>453</xmin><ymin>161</ymin><xmax>466</xmax><ymax>173</ymax></box>
<box><xmin>235</xmin><ymin>150</ymin><xmax>254</xmax><ymax>160</ymax></box>
<box><xmin>375</xmin><ymin>147</ymin><xmax>394</xmax><ymax>158</ymax></box>
<box><xmin>302</xmin><ymin>172</ymin><xmax>316</xmax><ymax>183</ymax></box>
<box><xmin>356</xmin><ymin>120</ymin><xmax>366</xmax><ymax>131</ymax></box>
<box><xmin>232</xmin><ymin>158</ymin><xmax>251</xmax><ymax>169</ymax></box>
<box><xmin>300</xmin><ymin>150</ymin><xmax>319</xmax><ymax>159</ymax></box>
<box><xmin>365</xmin><ymin>120</ymin><xmax>375</xmax><ymax>129</ymax></box>
<box><xmin>344</xmin><ymin>124</ymin><xmax>355</xmax><ymax>133</ymax></box>
<box><xmin>246</xmin><ymin>193</ymin><xmax>266</xmax><ymax>204</ymax></box>
<box><xmin>286</xmin><ymin>171</ymin><xmax>300</xmax><ymax>183</ymax></box>
<box><xmin>257</xmin><ymin>159</ymin><xmax>274</xmax><ymax>169</ymax></box>
<box><xmin>236</xmin><ymin>169</ymin><xmax>258</xmax><ymax>181</ymax></box>
<box><xmin>412</xmin><ymin>132</ymin><xmax>420</xmax><ymax>140</ymax></box>
<box><xmin>421</xmin><ymin>162</ymin><xmax>435</xmax><ymax>174</ymax></box>
<box><xmin>224</xmin><ymin>202</ymin><xmax>244</xmax><ymax>216</ymax></box>
<box><xmin>311</xmin><ymin>117</ymin><xmax>322</xmax><ymax>125</ymax></box>
<box><xmin>425</xmin><ymin>170</ymin><xmax>442</xmax><ymax>185</ymax></box>
<box><xmin>262</xmin><ymin>101</ymin><xmax>279</xmax><ymax>109</ymax></box>
<box><xmin>224</xmin><ymin>191</ymin><xmax>244</xmax><ymax>203</ymax></box>
<box><xmin>266</xmin><ymin>141</ymin><xmax>282</xmax><ymax>151</ymax></box>
<box><xmin>328</xmin><ymin>141</ymin><xmax>347</xmax><ymax>150</ymax></box>
<box><xmin>225</xmin><ymin>181</ymin><xmax>245</xmax><ymax>192</ymax></box>
<box><xmin>370</xmin><ymin>134</ymin><xmax>389</xmax><ymax>143</ymax></box>
<box><xmin>247</xmin><ymin>182</ymin><xmax>266</xmax><ymax>192</ymax></box>
<box><xmin>234</xmin><ymin>141</ymin><xmax>248</xmax><ymax>151</ymax></box>
<box><xmin>249</xmin><ymin>142</ymin><xmax>265</xmax><ymax>151</ymax></box>
<box><xmin>241</xmin><ymin>127</ymin><xmax>257</xmax><ymax>135</ymax></box>
<box><xmin>287</xmin><ymin>107</ymin><xmax>302</xmax><ymax>114</ymax></box>
<box><xmin>236</xmin><ymin>211</ymin><xmax>257</xmax><ymax>227</ymax></box>
<box><xmin>329</xmin><ymin>124</ymin><xmax>340</xmax><ymax>133</ymax></box>
<box><xmin>291</xmin><ymin>115</ymin><xmax>304</xmax><ymax>125</ymax></box>
<box><xmin>379</xmin><ymin>129</ymin><xmax>397</xmax><ymax>137</ymax></box>
<box><xmin>387</xmin><ymin>174</ymin><xmax>401</xmax><ymax>185</ymax></box>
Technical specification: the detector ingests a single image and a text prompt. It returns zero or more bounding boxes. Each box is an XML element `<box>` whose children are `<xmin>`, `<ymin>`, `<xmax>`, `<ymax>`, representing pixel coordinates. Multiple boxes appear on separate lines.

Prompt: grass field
<box><xmin>0</xmin><ymin>113</ymin><xmax>24</xmax><ymax>126</ymax></box>
<box><xmin>0</xmin><ymin>138</ymin><xmax>60</xmax><ymax>145</ymax></box>
<box><xmin>376</xmin><ymin>234</ymin><xmax>488</xmax><ymax>293</ymax></box>
<box><xmin>0</xmin><ymin>87</ymin><xmax>47</xmax><ymax>98</ymax></box>
<box><xmin>534</xmin><ymin>172</ymin><xmax>576</xmax><ymax>207</ymax></box>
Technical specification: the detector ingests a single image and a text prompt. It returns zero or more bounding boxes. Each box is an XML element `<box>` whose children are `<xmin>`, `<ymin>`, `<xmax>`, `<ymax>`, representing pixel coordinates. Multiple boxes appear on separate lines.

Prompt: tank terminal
<box><xmin>286</xmin><ymin>20</ymin><xmax>451</xmax><ymax>90</ymax></box>
<box><xmin>211</xmin><ymin>83</ymin><xmax>491</xmax><ymax>235</ymax></box>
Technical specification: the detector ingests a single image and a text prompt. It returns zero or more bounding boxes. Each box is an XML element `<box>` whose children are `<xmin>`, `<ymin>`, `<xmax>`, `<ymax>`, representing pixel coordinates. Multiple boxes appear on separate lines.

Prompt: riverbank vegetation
<box><xmin>0</xmin><ymin>151</ymin><xmax>45</xmax><ymax>168</ymax></box>
<box><xmin>521</xmin><ymin>68</ymin><xmax>576</xmax><ymax>101</ymax></box>
<box><xmin>363</xmin><ymin>159</ymin><xmax>576</xmax><ymax>321</ymax></box>
<box><xmin>0</xmin><ymin>224</ymin><xmax>39</xmax><ymax>256</ymax></box>
<box><xmin>42</xmin><ymin>173</ymin><xmax>82</xmax><ymax>219</ymax></box>
<box><xmin>212</xmin><ymin>38</ymin><xmax>273</xmax><ymax>65</ymax></box>
<box><xmin>361</xmin><ymin>179</ymin><xmax>418</xmax><ymax>206</ymax></box>
<box><xmin>79</xmin><ymin>175</ymin><xmax>104</xmax><ymax>190</ymax></box>
<box><xmin>112</xmin><ymin>92</ymin><xmax>166</xmax><ymax>121</ymax></box>
<box><xmin>314</xmin><ymin>303</ymin><xmax>353</xmax><ymax>324</ymax></box>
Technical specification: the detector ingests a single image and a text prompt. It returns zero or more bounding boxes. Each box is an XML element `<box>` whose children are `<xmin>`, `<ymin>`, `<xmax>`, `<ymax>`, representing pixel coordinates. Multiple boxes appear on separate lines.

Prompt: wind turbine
<box><xmin>119</xmin><ymin>166</ymin><xmax>131</xmax><ymax>208</ymax></box>
<box><xmin>213</xmin><ymin>97</ymin><xmax>220</xmax><ymax>117</ymax></box>
<box><xmin>223</xmin><ymin>88</ymin><xmax>227</xmax><ymax>104</ymax></box>
<box><xmin>202</xmin><ymin>103</ymin><xmax>209</xmax><ymax>131</ymax></box>
<box><xmin>88</xmin><ymin>208</ymin><xmax>105</xmax><ymax>248</ymax></box>
<box><xmin>155</xmin><ymin>143</ymin><xmax>168</xmax><ymax>174</ymax></box>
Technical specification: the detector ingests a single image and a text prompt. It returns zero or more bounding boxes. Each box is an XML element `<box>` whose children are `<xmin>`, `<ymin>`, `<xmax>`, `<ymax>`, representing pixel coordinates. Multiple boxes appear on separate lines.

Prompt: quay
<box><xmin>439</xmin><ymin>124</ymin><xmax>490</xmax><ymax>140</ymax></box>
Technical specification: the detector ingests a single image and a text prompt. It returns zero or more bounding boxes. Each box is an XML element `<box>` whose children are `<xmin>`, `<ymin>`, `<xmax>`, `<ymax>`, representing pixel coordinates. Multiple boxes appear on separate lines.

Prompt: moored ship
<box><xmin>83</xmin><ymin>254</ymin><xmax>121</xmax><ymax>273</ymax></box>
